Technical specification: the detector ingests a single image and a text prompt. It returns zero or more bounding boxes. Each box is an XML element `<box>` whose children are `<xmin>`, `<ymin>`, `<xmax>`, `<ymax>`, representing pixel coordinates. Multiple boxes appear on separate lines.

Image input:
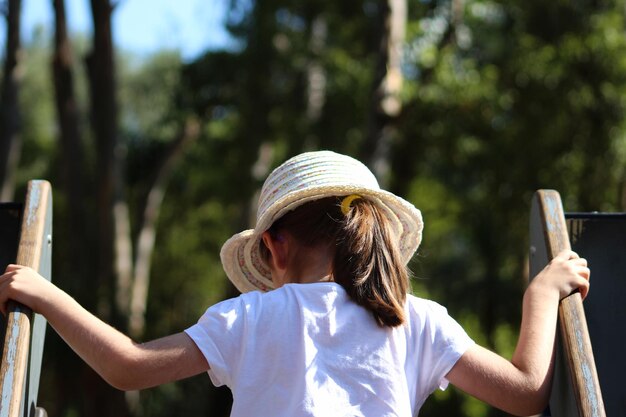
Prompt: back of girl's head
<box><xmin>261</xmin><ymin>196</ymin><xmax>410</xmax><ymax>327</ymax></box>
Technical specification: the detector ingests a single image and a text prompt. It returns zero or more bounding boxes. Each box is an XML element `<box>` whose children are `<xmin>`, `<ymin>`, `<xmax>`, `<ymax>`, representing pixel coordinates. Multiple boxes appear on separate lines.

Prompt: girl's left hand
<box><xmin>0</xmin><ymin>264</ymin><xmax>55</xmax><ymax>315</ymax></box>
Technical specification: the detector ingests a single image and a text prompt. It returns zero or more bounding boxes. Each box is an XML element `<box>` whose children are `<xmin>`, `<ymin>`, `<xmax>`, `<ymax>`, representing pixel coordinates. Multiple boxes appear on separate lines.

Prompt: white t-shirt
<box><xmin>185</xmin><ymin>282</ymin><xmax>474</xmax><ymax>417</ymax></box>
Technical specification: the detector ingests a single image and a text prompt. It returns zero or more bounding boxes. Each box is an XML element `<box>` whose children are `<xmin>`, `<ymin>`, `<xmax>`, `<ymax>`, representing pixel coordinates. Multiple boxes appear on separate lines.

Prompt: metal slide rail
<box><xmin>0</xmin><ymin>181</ymin><xmax>52</xmax><ymax>417</ymax></box>
<box><xmin>531</xmin><ymin>190</ymin><xmax>605</xmax><ymax>417</ymax></box>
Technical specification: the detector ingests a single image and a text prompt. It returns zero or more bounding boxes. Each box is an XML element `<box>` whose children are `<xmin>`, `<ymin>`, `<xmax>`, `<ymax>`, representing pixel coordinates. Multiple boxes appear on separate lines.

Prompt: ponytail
<box><xmin>260</xmin><ymin>196</ymin><xmax>410</xmax><ymax>327</ymax></box>
<box><xmin>333</xmin><ymin>198</ymin><xmax>409</xmax><ymax>327</ymax></box>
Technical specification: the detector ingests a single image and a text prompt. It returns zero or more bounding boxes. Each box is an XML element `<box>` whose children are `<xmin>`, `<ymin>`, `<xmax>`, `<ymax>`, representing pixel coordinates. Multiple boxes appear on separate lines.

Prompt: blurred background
<box><xmin>1</xmin><ymin>0</ymin><xmax>625</xmax><ymax>416</ymax></box>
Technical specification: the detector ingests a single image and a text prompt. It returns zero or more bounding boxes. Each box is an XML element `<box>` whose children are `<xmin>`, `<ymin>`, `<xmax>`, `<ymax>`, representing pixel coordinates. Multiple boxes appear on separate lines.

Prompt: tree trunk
<box><xmin>85</xmin><ymin>1</ymin><xmax>131</xmax><ymax>416</ymax></box>
<box><xmin>52</xmin><ymin>0</ymin><xmax>88</xmax><ymax>280</ymax></box>
<box><xmin>0</xmin><ymin>0</ymin><xmax>22</xmax><ymax>201</ymax></box>
<box><xmin>128</xmin><ymin>117</ymin><xmax>200</xmax><ymax>339</ymax></box>
<box><xmin>304</xmin><ymin>15</ymin><xmax>327</xmax><ymax>149</ymax></box>
<box><xmin>51</xmin><ymin>2</ymin><xmax>97</xmax><ymax>414</ymax></box>
<box><xmin>362</xmin><ymin>0</ymin><xmax>407</xmax><ymax>187</ymax></box>
<box><xmin>86</xmin><ymin>0</ymin><xmax>131</xmax><ymax>323</ymax></box>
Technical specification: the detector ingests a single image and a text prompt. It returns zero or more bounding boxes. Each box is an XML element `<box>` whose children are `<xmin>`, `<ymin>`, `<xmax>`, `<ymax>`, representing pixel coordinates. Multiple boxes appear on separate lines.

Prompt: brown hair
<box><xmin>260</xmin><ymin>196</ymin><xmax>410</xmax><ymax>327</ymax></box>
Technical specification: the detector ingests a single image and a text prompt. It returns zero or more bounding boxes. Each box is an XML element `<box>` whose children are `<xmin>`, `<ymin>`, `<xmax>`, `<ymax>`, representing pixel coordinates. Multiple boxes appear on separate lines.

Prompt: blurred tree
<box><xmin>49</xmin><ymin>1</ymin><xmax>96</xmax><ymax>415</ymax></box>
<box><xmin>362</xmin><ymin>0</ymin><xmax>407</xmax><ymax>186</ymax></box>
<box><xmin>52</xmin><ymin>0</ymin><xmax>86</xmax><ymax>261</ymax></box>
<box><xmin>0</xmin><ymin>0</ymin><xmax>22</xmax><ymax>201</ymax></box>
<box><xmin>83</xmin><ymin>0</ymin><xmax>133</xmax><ymax>414</ymax></box>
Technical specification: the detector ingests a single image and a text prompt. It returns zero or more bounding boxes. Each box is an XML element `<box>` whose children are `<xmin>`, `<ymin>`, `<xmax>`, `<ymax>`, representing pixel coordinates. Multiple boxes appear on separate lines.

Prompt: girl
<box><xmin>0</xmin><ymin>150</ymin><xmax>589</xmax><ymax>416</ymax></box>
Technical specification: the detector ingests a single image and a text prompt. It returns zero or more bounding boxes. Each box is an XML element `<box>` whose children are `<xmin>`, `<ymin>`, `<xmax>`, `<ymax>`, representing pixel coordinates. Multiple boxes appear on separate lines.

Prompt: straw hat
<box><xmin>220</xmin><ymin>150</ymin><xmax>424</xmax><ymax>293</ymax></box>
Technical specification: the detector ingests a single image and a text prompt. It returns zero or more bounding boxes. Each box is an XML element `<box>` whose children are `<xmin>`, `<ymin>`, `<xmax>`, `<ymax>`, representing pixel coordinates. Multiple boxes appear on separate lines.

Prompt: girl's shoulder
<box><xmin>406</xmin><ymin>293</ymin><xmax>447</xmax><ymax>312</ymax></box>
<box><xmin>404</xmin><ymin>294</ymin><xmax>457</xmax><ymax>327</ymax></box>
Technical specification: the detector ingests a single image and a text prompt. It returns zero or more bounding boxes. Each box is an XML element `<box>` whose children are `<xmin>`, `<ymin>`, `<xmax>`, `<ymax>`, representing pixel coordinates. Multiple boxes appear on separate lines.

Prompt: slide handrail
<box><xmin>0</xmin><ymin>181</ymin><xmax>52</xmax><ymax>417</ymax></box>
<box><xmin>532</xmin><ymin>190</ymin><xmax>605</xmax><ymax>417</ymax></box>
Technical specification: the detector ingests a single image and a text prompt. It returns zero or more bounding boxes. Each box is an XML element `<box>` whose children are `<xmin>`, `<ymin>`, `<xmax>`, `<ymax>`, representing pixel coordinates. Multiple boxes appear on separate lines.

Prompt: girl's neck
<box><xmin>285</xmin><ymin>245</ymin><xmax>334</xmax><ymax>285</ymax></box>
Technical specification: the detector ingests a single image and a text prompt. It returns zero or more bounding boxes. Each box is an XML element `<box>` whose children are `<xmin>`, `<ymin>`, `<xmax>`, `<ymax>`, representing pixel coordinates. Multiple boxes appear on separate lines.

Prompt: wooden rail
<box><xmin>0</xmin><ymin>181</ymin><xmax>52</xmax><ymax>417</ymax></box>
<box><xmin>532</xmin><ymin>190</ymin><xmax>605</xmax><ymax>417</ymax></box>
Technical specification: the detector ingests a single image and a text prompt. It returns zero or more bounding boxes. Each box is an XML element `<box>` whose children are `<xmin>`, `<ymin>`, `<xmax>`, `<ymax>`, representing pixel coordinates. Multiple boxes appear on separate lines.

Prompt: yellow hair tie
<box><xmin>341</xmin><ymin>194</ymin><xmax>362</xmax><ymax>215</ymax></box>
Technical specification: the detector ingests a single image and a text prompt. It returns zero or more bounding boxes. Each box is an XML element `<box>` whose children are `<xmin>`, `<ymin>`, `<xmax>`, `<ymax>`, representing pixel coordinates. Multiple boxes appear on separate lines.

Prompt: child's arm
<box><xmin>445</xmin><ymin>250</ymin><xmax>590</xmax><ymax>416</ymax></box>
<box><xmin>0</xmin><ymin>264</ymin><xmax>209</xmax><ymax>391</ymax></box>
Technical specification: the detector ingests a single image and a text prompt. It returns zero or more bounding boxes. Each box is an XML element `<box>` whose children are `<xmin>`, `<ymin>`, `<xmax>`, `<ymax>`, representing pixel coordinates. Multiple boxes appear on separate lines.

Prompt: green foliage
<box><xmin>119</xmin><ymin>51</ymin><xmax>184</xmax><ymax>145</ymax></box>
<box><xmin>16</xmin><ymin>29</ymin><xmax>56</xmax><ymax>187</ymax></box>
<box><xmin>399</xmin><ymin>1</ymin><xmax>626</xmax><ymax>414</ymax></box>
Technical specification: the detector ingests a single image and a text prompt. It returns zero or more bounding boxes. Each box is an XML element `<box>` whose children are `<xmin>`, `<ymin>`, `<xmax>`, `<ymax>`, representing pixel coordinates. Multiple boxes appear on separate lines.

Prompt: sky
<box><xmin>6</xmin><ymin>0</ymin><xmax>235</xmax><ymax>60</ymax></box>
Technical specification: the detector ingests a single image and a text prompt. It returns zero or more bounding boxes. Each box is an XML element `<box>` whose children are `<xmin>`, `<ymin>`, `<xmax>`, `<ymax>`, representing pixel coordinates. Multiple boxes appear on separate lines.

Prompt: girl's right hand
<box><xmin>530</xmin><ymin>250</ymin><xmax>590</xmax><ymax>300</ymax></box>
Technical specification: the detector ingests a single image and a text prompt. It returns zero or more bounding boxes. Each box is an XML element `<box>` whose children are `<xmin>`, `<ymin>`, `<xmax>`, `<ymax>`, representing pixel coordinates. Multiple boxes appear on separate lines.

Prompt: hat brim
<box><xmin>220</xmin><ymin>187</ymin><xmax>423</xmax><ymax>293</ymax></box>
